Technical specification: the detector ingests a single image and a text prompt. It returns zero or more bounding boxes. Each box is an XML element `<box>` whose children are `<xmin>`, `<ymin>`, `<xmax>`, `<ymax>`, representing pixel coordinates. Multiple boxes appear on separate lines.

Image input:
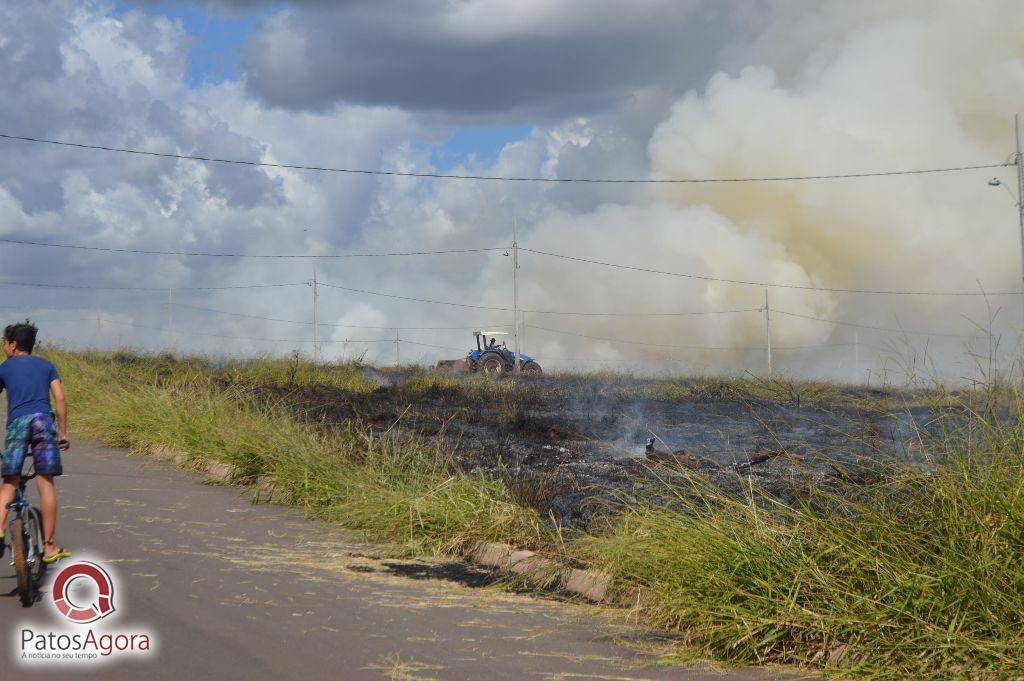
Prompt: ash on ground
<box><xmin>256</xmin><ymin>373</ymin><xmax>954</xmax><ymax>531</ymax></box>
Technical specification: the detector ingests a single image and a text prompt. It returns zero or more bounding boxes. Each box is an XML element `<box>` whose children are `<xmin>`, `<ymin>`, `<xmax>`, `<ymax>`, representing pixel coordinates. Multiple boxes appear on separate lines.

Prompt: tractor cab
<box><xmin>472</xmin><ymin>331</ymin><xmax>508</xmax><ymax>357</ymax></box>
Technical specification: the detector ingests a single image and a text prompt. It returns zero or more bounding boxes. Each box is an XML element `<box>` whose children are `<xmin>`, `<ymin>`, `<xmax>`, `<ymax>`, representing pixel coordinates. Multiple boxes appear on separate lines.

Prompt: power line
<box><xmin>1</xmin><ymin>274</ymin><xmax>1000</xmax><ymax>341</ymax></box>
<box><xmin>8</xmin><ymin>228</ymin><xmax>1014</xmax><ymax>297</ymax></box>
<box><xmin>170</xmin><ymin>303</ymin><xmax>311</xmax><ymax>325</ymax></box>
<box><xmin>2</xmin><ymin>285</ymin><xmax>754</xmax><ymax>325</ymax></box>
<box><xmin>3</xmin><ymin>232</ymin><xmax>1013</xmax><ymax>298</ymax></box>
<box><xmin>0</xmin><ymin>132</ymin><xmax>1012</xmax><ymax>184</ymax></box>
<box><xmin>173</xmin><ymin>301</ymin><xmax>508</xmax><ymax>330</ymax></box>
<box><xmin>32</xmin><ymin>314</ymin><xmax>900</xmax><ymax>361</ymax></box>
<box><xmin>82</xmin><ymin>316</ymin><xmax>393</xmax><ymax>344</ymax></box>
<box><xmin>335</xmin><ymin>325</ymin><xmax>507</xmax><ymax>333</ymax></box>
<box><xmin>521</xmin><ymin>248</ymin><xmax>1019</xmax><ymax>297</ymax></box>
<box><xmin>47</xmin><ymin>313</ymin><xmax>867</xmax><ymax>361</ymax></box>
<box><xmin>0</xmin><ymin>303</ymin><xmax>149</xmax><ymax>313</ymax></box>
<box><xmin>401</xmin><ymin>340</ymin><xmax>468</xmax><ymax>352</ymax></box>
<box><xmin>526</xmin><ymin>323</ymin><xmax>849</xmax><ymax>352</ymax></box>
<box><xmin>0</xmin><ymin>280</ymin><xmax>308</xmax><ymax>292</ymax></box>
<box><xmin>772</xmin><ymin>309</ymin><xmax>984</xmax><ymax>338</ymax></box>
<box><xmin>320</xmin><ymin>281</ymin><xmax>770</xmax><ymax>317</ymax></box>
<box><xmin>523</xmin><ymin>307</ymin><xmax>762</xmax><ymax>318</ymax></box>
<box><xmin>6</xmin><ymin>229</ymin><xmax>1015</xmax><ymax>298</ymax></box>
<box><xmin>400</xmin><ymin>341</ymin><xmax>675</xmax><ymax>362</ymax></box>
<box><xmin>0</xmin><ymin>237</ymin><xmax>505</xmax><ymax>259</ymax></box>
<box><xmin>534</xmin><ymin>355</ymin><xmax>651</xmax><ymax>364</ymax></box>
<box><xmin>319</xmin><ymin>282</ymin><xmax>513</xmax><ymax>311</ymax></box>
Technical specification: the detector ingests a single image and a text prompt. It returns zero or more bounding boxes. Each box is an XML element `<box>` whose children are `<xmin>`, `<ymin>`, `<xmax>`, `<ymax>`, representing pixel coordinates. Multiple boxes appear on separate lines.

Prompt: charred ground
<box><xmin>220</xmin><ymin>365</ymin><xmax>943</xmax><ymax>531</ymax></box>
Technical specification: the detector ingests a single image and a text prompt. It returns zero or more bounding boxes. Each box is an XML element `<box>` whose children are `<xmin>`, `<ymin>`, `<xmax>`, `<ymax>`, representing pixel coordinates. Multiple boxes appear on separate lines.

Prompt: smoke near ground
<box><xmin>0</xmin><ymin>1</ymin><xmax>1022</xmax><ymax>382</ymax></box>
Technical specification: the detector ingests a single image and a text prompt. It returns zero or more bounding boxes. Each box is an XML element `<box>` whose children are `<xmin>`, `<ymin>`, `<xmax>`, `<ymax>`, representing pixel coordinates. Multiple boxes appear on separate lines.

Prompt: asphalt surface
<box><xmin>0</xmin><ymin>439</ymin><xmax>788</xmax><ymax>680</ymax></box>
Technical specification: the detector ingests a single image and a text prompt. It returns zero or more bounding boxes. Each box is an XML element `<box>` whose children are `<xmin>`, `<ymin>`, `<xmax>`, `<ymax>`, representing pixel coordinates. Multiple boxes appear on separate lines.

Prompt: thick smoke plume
<box><xmin>501</xmin><ymin>1</ymin><xmax>1024</xmax><ymax>380</ymax></box>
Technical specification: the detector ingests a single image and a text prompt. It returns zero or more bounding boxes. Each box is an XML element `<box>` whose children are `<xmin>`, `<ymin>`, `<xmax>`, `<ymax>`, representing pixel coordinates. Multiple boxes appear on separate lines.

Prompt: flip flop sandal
<box><xmin>42</xmin><ymin>542</ymin><xmax>71</xmax><ymax>564</ymax></box>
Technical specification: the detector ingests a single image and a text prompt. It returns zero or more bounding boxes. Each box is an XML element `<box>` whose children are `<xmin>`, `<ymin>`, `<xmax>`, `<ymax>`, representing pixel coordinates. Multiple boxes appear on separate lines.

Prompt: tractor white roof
<box><xmin>480</xmin><ymin>331</ymin><xmax>509</xmax><ymax>336</ymax></box>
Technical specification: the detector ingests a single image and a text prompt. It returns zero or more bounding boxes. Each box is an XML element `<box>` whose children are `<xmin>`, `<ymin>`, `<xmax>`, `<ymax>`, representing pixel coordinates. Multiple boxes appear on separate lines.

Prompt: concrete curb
<box><xmin>148</xmin><ymin>449</ymin><xmax>614</xmax><ymax>603</ymax></box>
<box><xmin>205</xmin><ymin>462</ymin><xmax>236</xmax><ymax>483</ymax></box>
<box><xmin>466</xmin><ymin>541</ymin><xmax>611</xmax><ymax>603</ymax></box>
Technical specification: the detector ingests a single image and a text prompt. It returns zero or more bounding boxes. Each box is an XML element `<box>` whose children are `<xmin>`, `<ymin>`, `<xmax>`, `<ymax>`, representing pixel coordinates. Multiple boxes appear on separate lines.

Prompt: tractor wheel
<box><xmin>521</xmin><ymin>361</ymin><xmax>542</xmax><ymax>375</ymax></box>
<box><xmin>480</xmin><ymin>355</ymin><xmax>505</xmax><ymax>376</ymax></box>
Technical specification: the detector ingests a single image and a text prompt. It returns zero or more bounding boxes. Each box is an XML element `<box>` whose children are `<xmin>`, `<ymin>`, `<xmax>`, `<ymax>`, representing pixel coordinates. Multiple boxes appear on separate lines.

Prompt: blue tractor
<box><xmin>467</xmin><ymin>331</ymin><xmax>542</xmax><ymax>375</ymax></box>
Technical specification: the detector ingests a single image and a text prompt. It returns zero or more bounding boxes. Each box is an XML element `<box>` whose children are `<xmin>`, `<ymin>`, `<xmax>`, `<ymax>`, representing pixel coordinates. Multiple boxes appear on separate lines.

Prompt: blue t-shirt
<box><xmin>0</xmin><ymin>355</ymin><xmax>60</xmax><ymax>424</ymax></box>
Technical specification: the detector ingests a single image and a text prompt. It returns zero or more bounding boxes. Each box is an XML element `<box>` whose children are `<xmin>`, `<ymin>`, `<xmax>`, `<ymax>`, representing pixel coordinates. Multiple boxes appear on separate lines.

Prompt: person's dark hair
<box><xmin>4</xmin><ymin>320</ymin><xmax>38</xmax><ymax>353</ymax></box>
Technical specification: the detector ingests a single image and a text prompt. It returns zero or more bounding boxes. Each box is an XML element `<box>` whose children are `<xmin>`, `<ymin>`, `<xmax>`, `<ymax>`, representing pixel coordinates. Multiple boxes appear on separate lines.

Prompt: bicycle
<box><xmin>5</xmin><ymin>458</ymin><xmax>51</xmax><ymax>607</ymax></box>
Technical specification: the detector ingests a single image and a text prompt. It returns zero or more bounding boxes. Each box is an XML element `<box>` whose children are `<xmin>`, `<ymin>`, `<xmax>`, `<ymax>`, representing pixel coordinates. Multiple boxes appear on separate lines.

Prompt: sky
<box><xmin>116</xmin><ymin>2</ymin><xmax>256</xmax><ymax>87</ymax></box>
<box><xmin>0</xmin><ymin>0</ymin><xmax>1022</xmax><ymax>382</ymax></box>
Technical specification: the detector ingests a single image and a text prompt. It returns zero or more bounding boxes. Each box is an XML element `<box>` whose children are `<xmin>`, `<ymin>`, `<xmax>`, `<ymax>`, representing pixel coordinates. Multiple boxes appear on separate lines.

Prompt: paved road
<box><xmin>1</xmin><ymin>440</ymin><xmax>784</xmax><ymax>680</ymax></box>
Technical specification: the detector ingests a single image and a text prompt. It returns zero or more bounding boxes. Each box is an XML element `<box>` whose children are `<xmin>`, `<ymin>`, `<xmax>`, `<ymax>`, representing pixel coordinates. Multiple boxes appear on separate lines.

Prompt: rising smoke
<box><xmin>494</xmin><ymin>1</ymin><xmax>1024</xmax><ymax>381</ymax></box>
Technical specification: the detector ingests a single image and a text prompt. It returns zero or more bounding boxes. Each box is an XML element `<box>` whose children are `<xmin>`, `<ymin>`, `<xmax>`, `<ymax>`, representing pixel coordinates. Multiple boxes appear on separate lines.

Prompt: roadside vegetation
<box><xmin>51</xmin><ymin>349</ymin><xmax>547</xmax><ymax>555</ymax></box>
<box><xmin>46</xmin><ymin>347</ymin><xmax>1024</xmax><ymax>679</ymax></box>
<box><xmin>578</xmin><ymin>416</ymin><xmax>1024</xmax><ymax>677</ymax></box>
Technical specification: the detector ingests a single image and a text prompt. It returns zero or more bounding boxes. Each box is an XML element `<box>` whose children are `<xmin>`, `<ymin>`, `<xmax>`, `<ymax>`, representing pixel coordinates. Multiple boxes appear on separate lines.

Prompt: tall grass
<box><xmin>50</xmin><ymin>349</ymin><xmax>546</xmax><ymax>554</ymax></box>
<box><xmin>214</xmin><ymin>353</ymin><xmax>382</xmax><ymax>392</ymax></box>
<box><xmin>576</xmin><ymin>388</ymin><xmax>1024</xmax><ymax>679</ymax></box>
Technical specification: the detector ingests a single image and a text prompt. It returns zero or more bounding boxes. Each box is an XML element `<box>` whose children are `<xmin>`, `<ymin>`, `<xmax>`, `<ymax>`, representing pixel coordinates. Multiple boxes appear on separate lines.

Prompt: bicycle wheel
<box><xmin>26</xmin><ymin>507</ymin><xmax>46</xmax><ymax>586</ymax></box>
<box><xmin>11</xmin><ymin>517</ymin><xmax>32</xmax><ymax>607</ymax></box>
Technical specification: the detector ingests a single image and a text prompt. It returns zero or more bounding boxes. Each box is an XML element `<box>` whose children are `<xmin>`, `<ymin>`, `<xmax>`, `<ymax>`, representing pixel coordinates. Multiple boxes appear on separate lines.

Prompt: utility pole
<box><xmin>512</xmin><ymin>213</ymin><xmax>521</xmax><ymax>374</ymax></box>
<box><xmin>395</xmin><ymin>329</ymin><xmax>400</xmax><ymax>366</ymax></box>
<box><xmin>311</xmin><ymin>258</ymin><xmax>320</xmax><ymax>363</ymax></box>
<box><xmin>854</xmin><ymin>331</ymin><xmax>860</xmax><ymax>381</ymax></box>
<box><xmin>1015</xmin><ymin>114</ymin><xmax>1024</xmax><ymax>331</ymax></box>
<box><xmin>763</xmin><ymin>288</ymin><xmax>773</xmax><ymax>376</ymax></box>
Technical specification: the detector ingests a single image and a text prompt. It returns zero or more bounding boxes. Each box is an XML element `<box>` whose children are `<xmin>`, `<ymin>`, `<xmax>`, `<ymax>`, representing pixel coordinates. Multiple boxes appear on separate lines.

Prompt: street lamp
<box><xmin>988</xmin><ymin>176</ymin><xmax>1017</xmax><ymax>201</ymax></box>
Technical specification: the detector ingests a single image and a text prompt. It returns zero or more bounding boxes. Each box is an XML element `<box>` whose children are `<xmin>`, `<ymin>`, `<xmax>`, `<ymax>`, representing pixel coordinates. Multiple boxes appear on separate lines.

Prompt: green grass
<box><xmin>622</xmin><ymin>375</ymin><xmax>903</xmax><ymax>410</ymax></box>
<box><xmin>401</xmin><ymin>369</ymin><xmax>534</xmax><ymax>398</ymax></box>
<box><xmin>50</xmin><ymin>349</ymin><xmax>546</xmax><ymax>555</ymax></box>
<box><xmin>213</xmin><ymin>354</ymin><xmax>382</xmax><ymax>393</ymax></box>
<box><xmin>43</xmin><ymin>347</ymin><xmax>1024</xmax><ymax>678</ymax></box>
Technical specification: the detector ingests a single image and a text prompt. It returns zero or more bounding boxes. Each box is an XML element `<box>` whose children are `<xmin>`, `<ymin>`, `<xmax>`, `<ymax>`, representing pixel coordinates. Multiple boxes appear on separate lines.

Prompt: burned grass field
<box><xmin>239</xmin><ymin>366</ymin><xmax>939</xmax><ymax>531</ymax></box>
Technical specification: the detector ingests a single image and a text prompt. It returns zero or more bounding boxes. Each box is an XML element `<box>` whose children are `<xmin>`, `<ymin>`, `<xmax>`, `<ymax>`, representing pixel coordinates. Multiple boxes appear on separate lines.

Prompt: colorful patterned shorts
<box><xmin>1</xmin><ymin>412</ymin><xmax>62</xmax><ymax>477</ymax></box>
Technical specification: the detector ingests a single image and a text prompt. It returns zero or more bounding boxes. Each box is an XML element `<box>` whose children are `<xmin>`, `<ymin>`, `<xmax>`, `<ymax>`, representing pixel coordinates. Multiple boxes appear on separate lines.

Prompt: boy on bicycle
<box><xmin>0</xmin><ymin>321</ymin><xmax>70</xmax><ymax>563</ymax></box>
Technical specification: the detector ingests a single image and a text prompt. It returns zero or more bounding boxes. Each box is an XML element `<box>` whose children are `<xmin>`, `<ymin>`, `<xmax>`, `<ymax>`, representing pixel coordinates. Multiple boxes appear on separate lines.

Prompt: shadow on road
<box><xmin>378</xmin><ymin>560</ymin><xmax>507</xmax><ymax>589</ymax></box>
